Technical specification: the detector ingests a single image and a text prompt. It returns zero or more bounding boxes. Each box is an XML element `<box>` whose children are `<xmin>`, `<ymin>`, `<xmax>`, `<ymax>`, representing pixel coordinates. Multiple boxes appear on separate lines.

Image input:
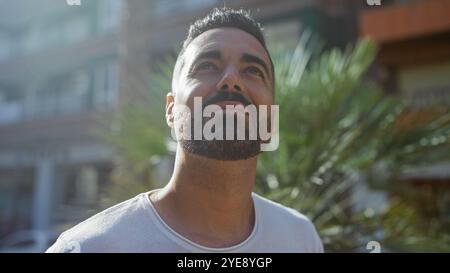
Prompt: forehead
<box><xmin>184</xmin><ymin>27</ymin><xmax>271</xmax><ymax>65</ymax></box>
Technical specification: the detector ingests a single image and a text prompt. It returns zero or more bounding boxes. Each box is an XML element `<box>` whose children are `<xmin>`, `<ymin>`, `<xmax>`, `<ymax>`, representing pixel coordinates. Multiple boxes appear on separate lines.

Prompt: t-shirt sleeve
<box><xmin>45</xmin><ymin>235</ymin><xmax>82</xmax><ymax>253</ymax></box>
<box><xmin>288</xmin><ymin>207</ymin><xmax>325</xmax><ymax>253</ymax></box>
<box><xmin>312</xmin><ymin>226</ymin><xmax>324</xmax><ymax>253</ymax></box>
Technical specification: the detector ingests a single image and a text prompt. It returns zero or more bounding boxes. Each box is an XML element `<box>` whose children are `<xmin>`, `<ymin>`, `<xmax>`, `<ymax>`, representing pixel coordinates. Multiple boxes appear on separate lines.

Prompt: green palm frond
<box><xmin>257</xmin><ymin>36</ymin><xmax>450</xmax><ymax>252</ymax></box>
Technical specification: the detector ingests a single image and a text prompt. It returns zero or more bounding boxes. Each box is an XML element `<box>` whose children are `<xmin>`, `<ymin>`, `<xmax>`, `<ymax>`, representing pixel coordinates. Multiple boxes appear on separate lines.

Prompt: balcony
<box><xmin>359</xmin><ymin>0</ymin><xmax>450</xmax><ymax>68</ymax></box>
<box><xmin>0</xmin><ymin>111</ymin><xmax>103</xmax><ymax>147</ymax></box>
<box><xmin>360</xmin><ymin>0</ymin><xmax>450</xmax><ymax>44</ymax></box>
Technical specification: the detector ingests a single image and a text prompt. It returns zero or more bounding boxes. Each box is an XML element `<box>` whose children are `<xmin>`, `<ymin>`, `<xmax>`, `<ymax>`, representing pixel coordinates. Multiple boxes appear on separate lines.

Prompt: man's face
<box><xmin>167</xmin><ymin>27</ymin><xmax>275</xmax><ymax>160</ymax></box>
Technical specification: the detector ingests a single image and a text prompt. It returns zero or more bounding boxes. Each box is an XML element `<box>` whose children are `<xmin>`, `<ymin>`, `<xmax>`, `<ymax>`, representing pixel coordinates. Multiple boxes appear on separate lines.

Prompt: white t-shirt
<box><xmin>46</xmin><ymin>190</ymin><xmax>324</xmax><ymax>253</ymax></box>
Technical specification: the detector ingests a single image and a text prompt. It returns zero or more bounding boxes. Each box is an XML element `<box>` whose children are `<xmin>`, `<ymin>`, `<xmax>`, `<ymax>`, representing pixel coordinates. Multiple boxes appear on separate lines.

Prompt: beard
<box><xmin>181</xmin><ymin>139</ymin><xmax>261</xmax><ymax>161</ymax></box>
<box><xmin>174</xmin><ymin>91</ymin><xmax>264</xmax><ymax>161</ymax></box>
<box><xmin>179</xmin><ymin>112</ymin><xmax>262</xmax><ymax>161</ymax></box>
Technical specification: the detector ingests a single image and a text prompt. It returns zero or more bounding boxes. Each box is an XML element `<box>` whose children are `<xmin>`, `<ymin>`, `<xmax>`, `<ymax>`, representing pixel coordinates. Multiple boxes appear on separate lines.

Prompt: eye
<box><xmin>244</xmin><ymin>66</ymin><xmax>265</xmax><ymax>79</ymax></box>
<box><xmin>195</xmin><ymin>62</ymin><xmax>217</xmax><ymax>72</ymax></box>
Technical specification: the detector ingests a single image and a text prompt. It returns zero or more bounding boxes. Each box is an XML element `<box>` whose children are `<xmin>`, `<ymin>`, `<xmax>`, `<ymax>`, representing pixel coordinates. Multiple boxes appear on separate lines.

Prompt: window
<box><xmin>155</xmin><ymin>0</ymin><xmax>217</xmax><ymax>17</ymax></box>
<box><xmin>93</xmin><ymin>60</ymin><xmax>119</xmax><ymax>109</ymax></box>
<box><xmin>20</xmin><ymin>14</ymin><xmax>90</xmax><ymax>55</ymax></box>
<box><xmin>0</xmin><ymin>168</ymin><xmax>35</xmax><ymax>238</ymax></box>
<box><xmin>64</xmin><ymin>16</ymin><xmax>90</xmax><ymax>44</ymax></box>
<box><xmin>59</xmin><ymin>70</ymin><xmax>90</xmax><ymax>114</ymax></box>
<box><xmin>0</xmin><ymin>32</ymin><xmax>11</xmax><ymax>61</ymax></box>
<box><xmin>0</xmin><ymin>89</ymin><xmax>23</xmax><ymax>125</ymax></box>
<box><xmin>98</xmin><ymin>0</ymin><xmax>123</xmax><ymax>34</ymax></box>
<box><xmin>264</xmin><ymin>19</ymin><xmax>302</xmax><ymax>52</ymax></box>
<box><xmin>28</xmin><ymin>70</ymin><xmax>90</xmax><ymax>119</ymax></box>
<box><xmin>399</xmin><ymin>61</ymin><xmax>450</xmax><ymax>108</ymax></box>
<box><xmin>23</xmin><ymin>22</ymin><xmax>61</xmax><ymax>54</ymax></box>
<box><xmin>75</xmin><ymin>166</ymin><xmax>99</xmax><ymax>206</ymax></box>
<box><xmin>62</xmin><ymin>165</ymin><xmax>99</xmax><ymax>207</ymax></box>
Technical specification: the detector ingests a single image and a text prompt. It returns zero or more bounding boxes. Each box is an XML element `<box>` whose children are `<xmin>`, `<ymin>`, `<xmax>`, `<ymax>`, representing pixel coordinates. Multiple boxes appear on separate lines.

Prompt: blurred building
<box><xmin>0</xmin><ymin>0</ymin><xmax>122</xmax><ymax>239</ymax></box>
<box><xmin>360</xmin><ymin>0</ymin><xmax>450</xmax><ymax>185</ymax></box>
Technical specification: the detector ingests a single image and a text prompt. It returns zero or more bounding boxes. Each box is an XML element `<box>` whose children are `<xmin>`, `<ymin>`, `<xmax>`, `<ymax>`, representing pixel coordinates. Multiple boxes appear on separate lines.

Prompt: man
<box><xmin>47</xmin><ymin>8</ymin><xmax>323</xmax><ymax>253</ymax></box>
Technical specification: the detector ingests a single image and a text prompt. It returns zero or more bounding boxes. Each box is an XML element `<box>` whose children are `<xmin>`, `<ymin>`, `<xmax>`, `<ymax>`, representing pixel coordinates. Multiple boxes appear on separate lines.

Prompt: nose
<box><xmin>216</xmin><ymin>66</ymin><xmax>243</xmax><ymax>93</ymax></box>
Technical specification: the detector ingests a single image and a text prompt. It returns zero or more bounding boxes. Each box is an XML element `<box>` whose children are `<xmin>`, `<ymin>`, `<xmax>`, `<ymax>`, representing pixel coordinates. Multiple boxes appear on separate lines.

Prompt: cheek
<box><xmin>244</xmin><ymin>80</ymin><xmax>273</xmax><ymax>106</ymax></box>
<box><xmin>244</xmin><ymin>82</ymin><xmax>274</xmax><ymax>127</ymax></box>
<box><xmin>176</xmin><ymin>78</ymin><xmax>217</xmax><ymax>109</ymax></box>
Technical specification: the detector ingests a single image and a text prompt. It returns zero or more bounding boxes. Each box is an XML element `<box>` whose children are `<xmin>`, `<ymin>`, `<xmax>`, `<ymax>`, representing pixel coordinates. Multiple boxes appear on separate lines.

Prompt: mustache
<box><xmin>202</xmin><ymin>91</ymin><xmax>252</xmax><ymax>109</ymax></box>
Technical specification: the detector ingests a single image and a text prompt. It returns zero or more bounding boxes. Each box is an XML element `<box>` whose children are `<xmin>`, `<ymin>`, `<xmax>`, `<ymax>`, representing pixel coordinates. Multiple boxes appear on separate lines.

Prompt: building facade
<box><xmin>0</xmin><ymin>0</ymin><xmax>122</xmax><ymax>239</ymax></box>
<box><xmin>360</xmin><ymin>0</ymin><xmax>450</xmax><ymax>184</ymax></box>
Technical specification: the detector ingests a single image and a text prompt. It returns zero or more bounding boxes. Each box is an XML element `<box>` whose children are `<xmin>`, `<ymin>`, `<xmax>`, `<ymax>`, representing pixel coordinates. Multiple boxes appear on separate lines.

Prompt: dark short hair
<box><xmin>173</xmin><ymin>7</ymin><xmax>275</xmax><ymax>91</ymax></box>
<box><xmin>183</xmin><ymin>7</ymin><xmax>268</xmax><ymax>53</ymax></box>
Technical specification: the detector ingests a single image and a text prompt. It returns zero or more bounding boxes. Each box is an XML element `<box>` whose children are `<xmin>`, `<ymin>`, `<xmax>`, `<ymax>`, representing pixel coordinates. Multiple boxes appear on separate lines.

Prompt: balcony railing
<box><xmin>404</xmin><ymin>85</ymin><xmax>450</xmax><ymax>109</ymax></box>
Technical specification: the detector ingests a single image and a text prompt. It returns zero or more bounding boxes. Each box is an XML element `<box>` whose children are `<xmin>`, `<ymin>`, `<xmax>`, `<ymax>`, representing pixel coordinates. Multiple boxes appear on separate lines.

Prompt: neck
<box><xmin>150</xmin><ymin>145</ymin><xmax>257</xmax><ymax>248</ymax></box>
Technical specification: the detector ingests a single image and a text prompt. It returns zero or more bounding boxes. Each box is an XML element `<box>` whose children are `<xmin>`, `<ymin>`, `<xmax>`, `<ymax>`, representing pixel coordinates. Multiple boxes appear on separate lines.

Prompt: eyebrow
<box><xmin>191</xmin><ymin>50</ymin><xmax>222</xmax><ymax>65</ymax></box>
<box><xmin>190</xmin><ymin>50</ymin><xmax>271</xmax><ymax>79</ymax></box>
<box><xmin>241</xmin><ymin>53</ymin><xmax>270</xmax><ymax>79</ymax></box>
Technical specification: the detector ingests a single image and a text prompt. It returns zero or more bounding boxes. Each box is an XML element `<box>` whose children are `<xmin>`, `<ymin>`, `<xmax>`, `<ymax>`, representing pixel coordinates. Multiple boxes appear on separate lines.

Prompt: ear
<box><xmin>166</xmin><ymin>92</ymin><xmax>175</xmax><ymax>128</ymax></box>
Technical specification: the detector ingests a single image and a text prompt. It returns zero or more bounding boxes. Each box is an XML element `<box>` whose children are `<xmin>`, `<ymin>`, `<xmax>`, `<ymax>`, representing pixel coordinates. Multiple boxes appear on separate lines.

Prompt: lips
<box><xmin>202</xmin><ymin>91</ymin><xmax>251</xmax><ymax>109</ymax></box>
<box><xmin>215</xmin><ymin>100</ymin><xmax>245</xmax><ymax>109</ymax></box>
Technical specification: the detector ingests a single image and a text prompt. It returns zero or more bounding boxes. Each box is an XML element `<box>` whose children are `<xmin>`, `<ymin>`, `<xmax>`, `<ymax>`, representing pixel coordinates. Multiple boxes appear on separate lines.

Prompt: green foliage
<box><xmin>98</xmin><ymin>58</ymin><xmax>174</xmax><ymax>205</ymax></box>
<box><xmin>256</xmin><ymin>36</ymin><xmax>450</xmax><ymax>252</ymax></box>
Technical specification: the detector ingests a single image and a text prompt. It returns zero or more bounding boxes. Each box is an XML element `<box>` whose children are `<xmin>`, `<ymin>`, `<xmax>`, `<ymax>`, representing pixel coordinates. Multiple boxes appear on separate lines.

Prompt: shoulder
<box><xmin>253</xmin><ymin>192</ymin><xmax>312</xmax><ymax>225</ymax></box>
<box><xmin>46</xmin><ymin>193</ymin><xmax>148</xmax><ymax>253</ymax></box>
<box><xmin>252</xmin><ymin>193</ymin><xmax>324</xmax><ymax>252</ymax></box>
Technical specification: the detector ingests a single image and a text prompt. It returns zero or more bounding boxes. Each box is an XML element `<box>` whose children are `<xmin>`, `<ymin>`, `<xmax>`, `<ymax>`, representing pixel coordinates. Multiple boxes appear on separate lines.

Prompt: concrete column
<box><xmin>32</xmin><ymin>160</ymin><xmax>55</xmax><ymax>231</ymax></box>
